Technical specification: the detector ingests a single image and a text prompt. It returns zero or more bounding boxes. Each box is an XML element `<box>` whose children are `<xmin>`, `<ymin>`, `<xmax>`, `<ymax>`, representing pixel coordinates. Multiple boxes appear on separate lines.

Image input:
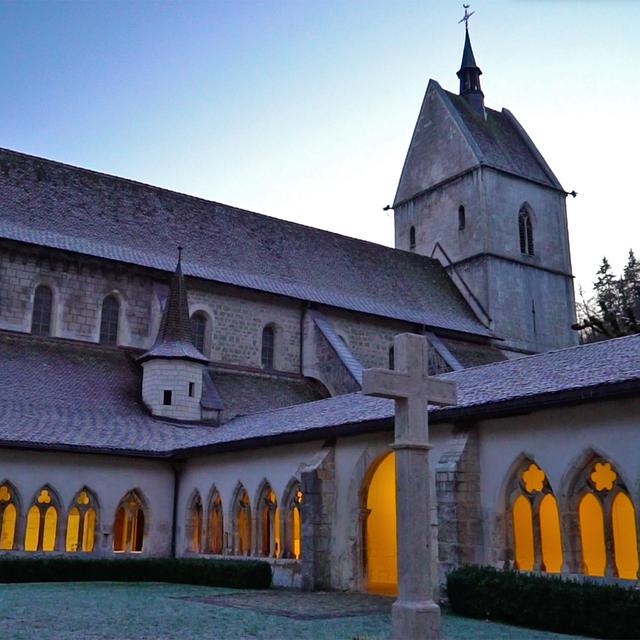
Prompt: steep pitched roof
<box><xmin>0</xmin><ymin>148</ymin><xmax>490</xmax><ymax>338</ymax></box>
<box><xmin>1</xmin><ymin>330</ymin><xmax>640</xmax><ymax>456</ymax></box>
<box><xmin>393</xmin><ymin>80</ymin><xmax>563</xmax><ymax>206</ymax></box>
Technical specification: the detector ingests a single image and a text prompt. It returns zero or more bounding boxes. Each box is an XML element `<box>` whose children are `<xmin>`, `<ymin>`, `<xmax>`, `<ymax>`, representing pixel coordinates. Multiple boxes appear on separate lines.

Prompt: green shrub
<box><xmin>446</xmin><ymin>565</ymin><xmax>640</xmax><ymax>639</ymax></box>
<box><xmin>0</xmin><ymin>557</ymin><xmax>271</xmax><ymax>590</ymax></box>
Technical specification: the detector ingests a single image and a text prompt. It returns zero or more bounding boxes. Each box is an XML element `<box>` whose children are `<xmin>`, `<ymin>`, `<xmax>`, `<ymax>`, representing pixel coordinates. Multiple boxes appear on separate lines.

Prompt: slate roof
<box><xmin>393</xmin><ymin>80</ymin><xmax>563</xmax><ymax>206</ymax></box>
<box><xmin>0</xmin><ymin>148</ymin><xmax>490</xmax><ymax>337</ymax></box>
<box><xmin>1</xmin><ymin>331</ymin><xmax>639</xmax><ymax>457</ymax></box>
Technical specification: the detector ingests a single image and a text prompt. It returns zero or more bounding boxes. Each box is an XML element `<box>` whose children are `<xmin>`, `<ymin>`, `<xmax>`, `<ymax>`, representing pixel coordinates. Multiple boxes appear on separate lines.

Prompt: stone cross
<box><xmin>362</xmin><ymin>333</ymin><xmax>457</xmax><ymax>640</ymax></box>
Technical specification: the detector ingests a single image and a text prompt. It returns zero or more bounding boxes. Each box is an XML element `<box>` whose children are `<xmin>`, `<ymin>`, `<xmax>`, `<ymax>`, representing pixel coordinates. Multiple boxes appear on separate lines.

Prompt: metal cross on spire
<box><xmin>458</xmin><ymin>4</ymin><xmax>475</xmax><ymax>30</ymax></box>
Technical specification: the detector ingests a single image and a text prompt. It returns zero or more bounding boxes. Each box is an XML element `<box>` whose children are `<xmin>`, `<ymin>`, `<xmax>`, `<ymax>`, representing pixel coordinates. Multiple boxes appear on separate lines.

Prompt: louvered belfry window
<box><xmin>519</xmin><ymin>207</ymin><xmax>534</xmax><ymax>256</ymax></box>
<box><xmin>31</xmin><ymin>285</ymin><xmax>53</xmax><ymax>336</ymax></box>
<box><xmin>99</xmin><ymin>295</ymin><xmax>120</xmax><ymax>345</ymax></box>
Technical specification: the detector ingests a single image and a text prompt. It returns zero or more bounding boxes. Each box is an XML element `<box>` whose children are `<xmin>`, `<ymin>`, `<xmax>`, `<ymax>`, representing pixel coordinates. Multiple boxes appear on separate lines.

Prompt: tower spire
<box><xmin>456</xmin><ymin>5</ymin><xmax>485</xmax><ymax>117</ymax></box>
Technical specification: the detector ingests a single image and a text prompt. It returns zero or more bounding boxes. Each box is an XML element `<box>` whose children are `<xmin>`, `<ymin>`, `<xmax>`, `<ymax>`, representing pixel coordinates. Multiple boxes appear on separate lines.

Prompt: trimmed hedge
<box><xmin>446</xmin><ymin>565</ymin><xmax>640</xmax><ymax>639</ymax></box>
<box><xmin>0</xmin><ymin>557</ymin><xmax>272</xmax><ymax>590</ymax></box>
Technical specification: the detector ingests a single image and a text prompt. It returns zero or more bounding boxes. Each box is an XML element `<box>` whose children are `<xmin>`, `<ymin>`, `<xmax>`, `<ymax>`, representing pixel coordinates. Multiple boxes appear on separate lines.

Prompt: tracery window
<box><xmin>257</xmin><ymin>483</ymin><xmax>279</xmax><ymax>558</ymax></box>
<box><xmin>187</xmin><ymin>492</ymin><xmax>203</xmax><ymax>553</ymax></box>
<box><xmin>519</xmin><ymin>206</ymin><xmax>534</xmax><ymax>255</ymax></box>
<box><xmin>113</xmin><ymin>490</ymin><xmax>145</xmax><ymax>553</ymax></box>
<box><xmin>99</xmin><ymin>295</ymin><xmax>120</xmax><ymax>345</ymax></box>
<box><xmin>510</xmin><ymin>462</ymin><xmax>563</xmax><ymax>573</ymax></box>
<box><xmin>208</xmin><ymin>490</ymin><xmax>224</xmax><ymax>554</ymax></box>
<box><xmin>233</xmin><ymin>485</ymin><xmax>252</xmax><ymax>556</ymax></box>
<box><xmin>261</xmin><ymin>326</ymin><xmax>275</xmax><ymax>369</ymax></box>
<box><xmin>282</xmin><ymin>482</ymin><xmax>303</xmax><ymax>560</ymax></box>
<box><xmin>0</xmin><ymin>483</ymin><xmax>18</xmax><ymax>550</ymax></box>
<box><xmin>66</xmin><ymin>489</ymin><xmax>97</xmax><ymax>552</ymax></box>
<box><xmin>31</xmin><ymin>285</ymin><xmax>53</xmax><ymax>336</ymax></box>
<box><xmin>24</xmin><ymin>487</ymin><xmax>59</xmax><ymax>552</ymax></box>
<box><xmin>576</xmin><ymin>460</ymin><xmax>638</xmax><ymax>579</ymax></box>
<box><xmin>190</xmin><ymin>312</ymin><xmax>208</xmax><ymax>354</ymax></box>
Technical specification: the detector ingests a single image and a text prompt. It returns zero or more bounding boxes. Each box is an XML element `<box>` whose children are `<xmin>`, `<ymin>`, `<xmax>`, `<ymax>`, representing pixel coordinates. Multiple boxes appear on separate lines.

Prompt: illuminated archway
<box><xmin>24</xmin><ymin>486</ymin><xmax>60</xmax><ymax>552</ymax></box>
<box><xmin>66</xmin><ymin>488</ymin><xmax>97</xmax><ymax>552</ymax></box>
<box><xmin>112</xmin><ymin>490</ymin><xmax>145</xmax><ymax>553</ymax></box>
<box><xmin>282</xmin><ymin>479</ymin><xmax>303</xmax><ymax>560</ymax></box>
<box><xmin>363</xmin><ymin>451</ymin><xmax>397</xmax><ymax>595</ymax></box>
<box><xmin>0</xmin><ymin>482</ymin><xmax>18</xmax><ymax>550</ymax></box>
<box><xmin>508</xmin><ymin>460</ymin><xmax>563</xmax><ymax>573</ymax></box>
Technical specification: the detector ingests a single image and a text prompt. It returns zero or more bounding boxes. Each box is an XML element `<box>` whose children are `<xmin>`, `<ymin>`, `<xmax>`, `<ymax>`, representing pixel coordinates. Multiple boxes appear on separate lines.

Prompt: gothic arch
<box><xmin>281</xmin><ymin>477</ymin><xmax>303</xmax><ymax>559</ymax></box>
<box><xmin>561</xmin><ymin>449</ymin><xmax>639</xmax><ymax>578</ymax></box>
<box><xmin>205</xmin><ymin>484</ymin><xmax>224</xmax><ymax>554</ymax></box>
<box><xmin>254</xmin><ymin>478</ymin><xmax>279</xmax><ymax>558</ymax></box>
<box><xmin>24</xmin><ymin>484</ymin><xmax>64</xmax><ymax>552</ymax></box>
<box><xmin>113</xmin><ymin>488</ymin><xmax>147</xmax><ymax>553</ymax></box>
<box><xmin>185</xmin><ymin>489</ymin><xmax>203</xmax><ymax>553</ymax></box>
<box><xmin>230</xmin><ymin>482</ymin><xmax>252</xmax><ymax>556</ymax></box>
<box><xmin>0</xmin><ymin>479</ymin><xmax>21</xmax><ymax>551</ymax></box>
<box><xmin>66</xmin><ymin>486</ymin><xmax>99</xmax><ymax>553</ymax></box>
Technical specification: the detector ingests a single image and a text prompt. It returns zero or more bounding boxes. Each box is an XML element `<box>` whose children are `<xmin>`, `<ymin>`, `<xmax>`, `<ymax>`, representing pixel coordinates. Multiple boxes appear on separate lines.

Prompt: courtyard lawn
<box><xmin>0</xmin><ymin>582</ymin><xmax>589</xmax><ymax>640</ymax></box>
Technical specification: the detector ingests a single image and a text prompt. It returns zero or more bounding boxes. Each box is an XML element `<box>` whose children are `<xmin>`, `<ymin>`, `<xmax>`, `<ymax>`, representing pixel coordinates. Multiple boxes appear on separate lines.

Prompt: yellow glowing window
<box><xmin>42</xmin><ymin>506</ymin><xmax>57</xmax><ymax>551</ymax></box>
<box><xmin>365</xmin><ymin>452</ymin><xmax>397</xmax><ymax>594</ymax></box>
<box><xmin>209</xmin><ymin>495</ymin><xmax>223</xmax><ymax>554</ymax></box>
<box><xmin>579</xmin><ymin>493</ymin><xmax>606</xmax><ymax>576</ymax></box>
<box><xmin>612</xmin><ymin>492</ymin><xmax>639</xmax><ymax>580</ymax></box>
<box><xmin>190</xmin><ymin>497</ymin><xmax>203</xmax><ymax>552</ymax></box>
<box><xmin>512</xmin><ymin>495</ymin><xmax>534</xmax><ymax>571</ymax></box>
<box><xmin>113</xmin><ymin>492</ymin><xmax>145</xmax><ymax>553</ymax></box>
<box><xmin>83</xmin><ymin>509</ymin><xmax>96</xmax><ymax>552</ymax></box>
<box><xmin>24</xmin><ymin>505</ymin><xmax>40</xmax><ymax>551</ymax></box>
<box><xmin>522</xmin><ymin>464</ymin><xmax>545</xmax><ymax>493</ymax></box>
<box><xmin>539</xmin><ymin>494</ymin><xmax>563</xmax><ymax>573</ymax></box>
<box><xmin>113</xmin><ymin>506</ymin><xmax>126</xmax><ymax>551</ymax></box>
<box><xmin>292</xmin><ymin>506</ymin><xmax>301</xmax><ymax>559</ymax></box>
<box><xmin>0</xmin><ymin>503</ymin><xmax>16</xmax><ymax>550</ymax></box>
<box><xmin>66</xmin><ymin>507</ymin><xmax>81</xmax><ymax>552</ymax></box>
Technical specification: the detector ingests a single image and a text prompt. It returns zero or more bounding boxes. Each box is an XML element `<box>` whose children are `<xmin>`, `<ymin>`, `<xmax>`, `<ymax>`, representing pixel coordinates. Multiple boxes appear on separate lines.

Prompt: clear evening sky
<box><xmin>0</xmin><ymin>0</ymin><xmax>637</xmax><ymax>295</ymax></box>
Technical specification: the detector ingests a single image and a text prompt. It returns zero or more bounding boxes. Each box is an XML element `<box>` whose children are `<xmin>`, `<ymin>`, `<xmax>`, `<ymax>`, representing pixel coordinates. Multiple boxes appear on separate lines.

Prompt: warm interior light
<box><xmin>24</xmin><ymin>505</ymin><xmax>40</xmax><ymax>551</ymax></box>
<box><xmin>612</xmin><ymin>492</ymin><xmax>639</xmax><ymax>580</ymax></box>
<box><xmin>579</xmin><ymin>493</ymin><xmax>606</xmax><ymax>576</ymax></box>
<box><xmin>365</xmin><ymin>452</ymin><xmax>397</xmax><ymax>594</ymax></box>
<box><xmin>512</xmin><ymin>495</ymin><xmax>534</xmax><ymax>571</ymax></box>
<box><xmin>539</xmin><ymin>494</ymin><xmax>563</xmax><ymax>573</ymax></box>
<box><xmin>0</xmin><ymin>503</ymin><xmax>16</xmax><ymax>550</ymax></box>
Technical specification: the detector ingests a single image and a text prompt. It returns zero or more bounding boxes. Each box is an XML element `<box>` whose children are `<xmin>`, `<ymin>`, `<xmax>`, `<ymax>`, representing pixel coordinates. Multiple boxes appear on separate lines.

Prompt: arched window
<box><xmin>233</xmin><ymin>485</ymin><xmax>252</xmax><ymax>556</ymax></box>
<box><xmin>31</xmin><ymin>285</ymin><xmax>53</xmax><ymax>336</ymax></box>
<box><xmin>190</xmin><ymin>312</ymin><xmax>208</xmax><ymax>355</ymax></box>
<box><xmin>576</xmin><ymin>460</ymin><xmax>639</xmax><ymax>579</ymax></box>
<box><xmin>208</xmin><ymin>490</ymin><xmax>224</xmax><ymax>554</ymax></box>
<box><xmin>24</xmin><ymin>486</ymin><xmax>59</xmax><ymax>552</ymax></box>
<box><xmin>458</xmin><ymin>205</ymin><xmax>466</xmax><ymax>230</ymax></box>
<box><xmin>388</xmin><ymin>346</ymin><xmax>394</xmax><ymax>370</ymax></box>
<box><xmin>409</xmin><ymin>226</ymin><xmax>416</xmax><ymax>250</ymax></box>
<box><xmin>113</xmin><ymin>490</ymin><xmax>145</xmax><ymax>553</ymax></box>
<box><xmin>261</xmin><ymin>326</ymin><xmax>275</xmax><ymax>370</ymax></box>
<box><xmin>509</xmin><ymin>461</ymin><xmax>563</xmax><ymax>573</ymax></box>
<box><xmin>99</xmin><ymin>295</ymin><xmax>120</xmax><ymax>345</ymax></box>
<box><xmin>0</xmin><ymin>482</ymin><xmax>18</xmax><ymax>550</ymax></box>
<box><xmin>282</xmin><ymin>480</ymin><xmax>303</xmax><ymax>560</ymax></box>
<box><xmin>519</xmin><ymin>207</ymin><xmax>534</xmax><ymax>255</ymax></box>
<box><xmin>187</xmin><ymin>492</ymin><xmax>203</xmax><ymax>553</ymax></box>
<box><xmin>257</xmin><ymin>482</ymin><xmax>279</xmax><ymax>558</ymax></box>
<box><xmin>66</xmin><ymin>489</ymin><xmax>97</xmax><ymax>552</ymax></box>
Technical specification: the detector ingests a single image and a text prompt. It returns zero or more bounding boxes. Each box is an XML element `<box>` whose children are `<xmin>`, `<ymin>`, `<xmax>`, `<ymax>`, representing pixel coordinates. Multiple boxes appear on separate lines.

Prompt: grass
<box><xmin>0</xmin><ymin>582</ymin><xmax>589</xmax><ymax>639</ymax></box>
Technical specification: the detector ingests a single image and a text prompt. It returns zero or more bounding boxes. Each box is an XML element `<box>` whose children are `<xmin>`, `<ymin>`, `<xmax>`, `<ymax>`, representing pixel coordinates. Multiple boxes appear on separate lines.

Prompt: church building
<box><xmin>0</xmin><ymin>26</ymin><xmax>638</xmax><ymax>592</ymax></box>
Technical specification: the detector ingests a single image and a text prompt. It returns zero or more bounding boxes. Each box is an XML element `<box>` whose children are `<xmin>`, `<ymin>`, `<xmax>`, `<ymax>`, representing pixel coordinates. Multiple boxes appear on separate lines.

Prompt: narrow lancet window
<box><xmin>0</xmin><ymin>483</ymin><xmax>18</xmax><ymax>550</ymax></box>
<box><xmin>31</xmin><ymin>285</ymin><xmax>53</xmax><ymax>336</ymax></box>
<box><xmin>261</xmin><ymin>326</ymin><xmax>275</xmax><ymax>369</ymax></box>
<box><xmin>24</xmin><ymin>487</ymin><xmax>58</xmax><ymax>552</ymax></box>
<box><xmin>190</xmin><ymin>312</ymin><xmax>207</xmax><ymax>354</ymax></box>
<box><xmin>458</xmin><ymin>205</ymin><xmax>466</xmax><ymax>230</ymax></box>
<box><xmin>99</xmin><ymin>295</ymin><xmax>120</xmax><ymax>345</ymax></box>
<box><xmin>519</xmin><ymin>207</ymin><xmax>534</xmax><ymax>255</ymax></box>
<box><xmin>409</xmin><ymin>226</ymin><xmax>416</xmax><ymax>250</ymax></box>
<box><xmin>66</xmin><ymin>489</ymin><xmax>97</xmax><ymax>552</ymax></box>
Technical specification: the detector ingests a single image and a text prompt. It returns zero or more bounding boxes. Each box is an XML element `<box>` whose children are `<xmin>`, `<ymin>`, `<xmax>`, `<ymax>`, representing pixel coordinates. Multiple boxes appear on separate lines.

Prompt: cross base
<box><xmin>392</xmin><ymin>599</ymin><xmax>441</xmax><ymax>640</ymax></box>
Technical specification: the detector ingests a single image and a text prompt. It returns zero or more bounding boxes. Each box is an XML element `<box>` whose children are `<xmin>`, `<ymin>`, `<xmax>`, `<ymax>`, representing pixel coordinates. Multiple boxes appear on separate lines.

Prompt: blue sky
<box><xmin>0</xmin><ymin>0</ymin><xmax>638</xmax><ymax>293</ymax></box>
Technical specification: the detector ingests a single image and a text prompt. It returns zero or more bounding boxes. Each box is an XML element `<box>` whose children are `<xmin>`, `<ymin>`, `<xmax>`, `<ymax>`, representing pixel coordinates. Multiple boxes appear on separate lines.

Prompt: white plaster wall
<box><xmin>0</xmin><ymin>449</ymin><xmax>174</xmax><ymax>556</ymax></box>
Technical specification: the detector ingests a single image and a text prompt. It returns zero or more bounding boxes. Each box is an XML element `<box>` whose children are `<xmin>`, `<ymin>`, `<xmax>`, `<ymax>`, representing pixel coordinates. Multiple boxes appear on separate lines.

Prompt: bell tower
<box><xmin>392</xmin><ymin>14</ymin><xmax>577</xmax><ymax>355</ymax></box>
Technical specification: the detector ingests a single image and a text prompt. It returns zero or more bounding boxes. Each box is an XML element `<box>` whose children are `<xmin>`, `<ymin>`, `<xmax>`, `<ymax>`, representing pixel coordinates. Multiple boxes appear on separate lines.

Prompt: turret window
<box><xmin>163</xmin><ymin>390</ymin><xmax>172</xmax><ymax>406</ymax></box>
<box><xmin>409</xmin><ymin>226</ymin><xmax>416</xmax><ymax>251</ymax></box>
<box><xmin>519</xmin><ymin>207</ymin><xmax>534</xmax><ymax>256</ymax></box>
<box><xmin>458</xmin><ymin>205</ymin><xmax>466</xmax><ymax>230</ymax></box>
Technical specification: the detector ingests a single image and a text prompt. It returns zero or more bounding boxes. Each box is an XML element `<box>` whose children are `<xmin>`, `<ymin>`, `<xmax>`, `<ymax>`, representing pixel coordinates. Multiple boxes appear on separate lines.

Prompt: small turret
<box><xmin>139</xmin><ymin>248</ymin><xmax>209</xmax><ymax>421</ymax></box>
